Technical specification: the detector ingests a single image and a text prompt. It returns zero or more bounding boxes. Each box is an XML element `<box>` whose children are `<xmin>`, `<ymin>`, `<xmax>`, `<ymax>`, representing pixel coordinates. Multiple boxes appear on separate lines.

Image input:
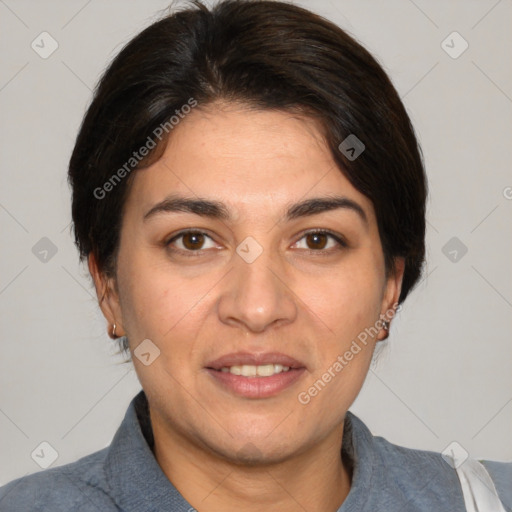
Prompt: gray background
<box><xmin>1</xmin><ymin>0</ymin><xmax>511</xmax><ymax>484</ymax></box>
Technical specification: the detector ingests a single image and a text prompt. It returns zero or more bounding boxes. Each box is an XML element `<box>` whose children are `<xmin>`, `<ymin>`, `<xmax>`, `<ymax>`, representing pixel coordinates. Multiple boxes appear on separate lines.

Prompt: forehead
<box><xmin>124</xmin><ymin>105</ymin><xmax>376</xmax><ymax>224</ymax></box>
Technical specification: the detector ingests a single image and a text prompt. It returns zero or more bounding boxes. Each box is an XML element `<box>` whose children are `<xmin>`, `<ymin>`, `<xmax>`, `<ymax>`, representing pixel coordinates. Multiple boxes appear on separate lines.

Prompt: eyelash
<box><xmin>164</xmin><ymin>229</ymin><xmax>347</xmax><ymax>257</ymax></box>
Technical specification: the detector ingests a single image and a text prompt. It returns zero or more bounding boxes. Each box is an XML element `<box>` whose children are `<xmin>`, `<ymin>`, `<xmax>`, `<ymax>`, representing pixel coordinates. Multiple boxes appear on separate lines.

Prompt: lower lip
<box><xmin>205</xmin><ymin>368</ymin><xmax>306</xmax><ymax>399</ymax></box>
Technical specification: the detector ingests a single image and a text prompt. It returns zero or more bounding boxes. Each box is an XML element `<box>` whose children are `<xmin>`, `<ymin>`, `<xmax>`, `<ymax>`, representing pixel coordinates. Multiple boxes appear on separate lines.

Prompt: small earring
<box><xmin>110</xmin><ymin>323</ymin><xmax>117</xmax><ymax>339</ymax></box>
<box><xmin>378</xmin><ymin>320</ymin><xmax>390</xmax><ymax>341</ymax></box>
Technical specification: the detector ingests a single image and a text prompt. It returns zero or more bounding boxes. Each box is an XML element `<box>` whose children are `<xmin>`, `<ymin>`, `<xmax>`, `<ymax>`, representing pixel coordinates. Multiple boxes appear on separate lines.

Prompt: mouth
<box><xmin>205</xmin><ymin>352</ymin><xmax>307</xmax><ymax>399</ymax></box>
<box><xmin>205</xmin><ymin>351</ymin><xmax>306</xmax><ymax>371</ymax></box>
<box><xmin>212</xmin><ymin>363</ymin><xmax>296</xmax><ymax>377</ymax></box>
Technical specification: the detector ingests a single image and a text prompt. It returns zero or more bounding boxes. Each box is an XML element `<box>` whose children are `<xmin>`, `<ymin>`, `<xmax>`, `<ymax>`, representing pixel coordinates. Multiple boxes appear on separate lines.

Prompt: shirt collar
<box><xmin>104</xmin><ymin>391</ymin><xmax>193</xmax><ymax>511</ymax></box>
<box><xmin>104</xmin><ymin>390</ymin><xmax>377</xmax><ymax>512</ymax></box>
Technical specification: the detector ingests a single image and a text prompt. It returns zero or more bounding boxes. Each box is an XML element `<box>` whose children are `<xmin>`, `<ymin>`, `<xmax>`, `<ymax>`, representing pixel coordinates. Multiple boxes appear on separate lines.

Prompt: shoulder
<box><xmin>345</xmin><ymin>411</ymin><xmax>512</xmax><ymax>510</ymax></box>
<box><xmin>0</xmin><ymin>447</ymin><xmax>118</xmax><ymax>512</ymax></box>
<box><xmin>481</xmin><ymin>459</ymin><xmax>512</xmax><ymax>510</ymax></box>
<box><xmin>372</xmin><ymin>434</ymin><xmax>511</xmax><ymax>510</ymax></box>
<box><xmin>344</xmin><ymin>412</ymin><xmax>466</xmax><ymax>509</ymax></box>
<box><xmin>373</xmin><ymin>435</ymin><xmax>465</xmax><ymax>504</ymax></box>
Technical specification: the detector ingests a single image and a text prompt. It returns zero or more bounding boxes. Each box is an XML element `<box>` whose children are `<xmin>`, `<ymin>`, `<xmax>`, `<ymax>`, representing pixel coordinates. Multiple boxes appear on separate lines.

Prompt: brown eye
<box><xmin>305</xmin><ymin>232</ymin><xmax>328</xmax><ymax>250</ymax></box>
<box><xmin>293</xmin><ymin>230</ymin><xmax>346</xmax><ymax>252</ymax></box>
<box><xmin>181</xmin><ymin>232</ymin><xmax>205</xmax><ymax>250</ymax></box>
<box><xmin>167</xmin><ymin>231</ymin><xmax>217</xmax><ymax>253</ymax></box>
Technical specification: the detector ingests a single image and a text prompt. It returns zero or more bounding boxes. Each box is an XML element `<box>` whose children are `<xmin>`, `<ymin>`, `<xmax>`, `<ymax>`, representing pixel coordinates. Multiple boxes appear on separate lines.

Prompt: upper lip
<box><xmin>206</xmin><ymin>352</ymin><xmax>306</xmax><ymax>370</ymax></box>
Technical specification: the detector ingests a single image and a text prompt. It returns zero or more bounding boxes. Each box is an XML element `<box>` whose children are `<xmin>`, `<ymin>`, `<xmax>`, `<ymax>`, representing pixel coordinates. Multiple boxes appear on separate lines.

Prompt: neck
<box><xmin>151</xmin><ymin>414</ymin><xmax>352</xmax><ymax>512</ymax></box>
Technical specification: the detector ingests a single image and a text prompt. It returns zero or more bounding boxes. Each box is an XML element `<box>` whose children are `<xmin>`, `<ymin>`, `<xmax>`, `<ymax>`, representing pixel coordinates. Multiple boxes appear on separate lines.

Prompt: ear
<box><xmin>88</xmin><ymin>253</ymin><xmax>125</xmax><ymax>338</ymax></box>
<box><xmin>377</xmin><ymin>256</ymin><xmax>405</xmax><ymax>341</ymax></box>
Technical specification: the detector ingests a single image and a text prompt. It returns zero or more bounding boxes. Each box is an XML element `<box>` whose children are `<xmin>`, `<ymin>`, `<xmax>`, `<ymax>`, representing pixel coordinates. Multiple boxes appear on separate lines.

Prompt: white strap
<box><xmin>455</xmin><ymin>458</ymin><xmax>507</xmax><ymax>512</ymax></box>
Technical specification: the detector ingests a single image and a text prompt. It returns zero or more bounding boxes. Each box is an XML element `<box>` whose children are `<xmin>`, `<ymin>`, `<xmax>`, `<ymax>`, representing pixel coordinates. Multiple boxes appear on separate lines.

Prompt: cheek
<box><xmin>117</xmin><ymin>264</ymin><xmax>211</xmax><ymax>393</ymax></box>
<box><xmin>296</xmin><ymin>265</ymin><xmax>381</xmax><ymax>413</ymax></box>
<box><xmin>297</xmin><ymin>256</ymin><xmax>383</xmax><ymax>342</ymax></box>
<box><xmin>117</xmin><ymin>252</ymin><xmax>218</xmax><ymax>353</ymax></box>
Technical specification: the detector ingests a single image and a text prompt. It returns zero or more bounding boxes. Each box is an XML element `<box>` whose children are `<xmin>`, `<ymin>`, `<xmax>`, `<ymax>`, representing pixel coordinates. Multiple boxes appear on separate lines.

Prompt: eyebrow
<box><xmin>143</xmin><ymin>194</ymin><xmax>368</xmax><ymax>226</ymax></box>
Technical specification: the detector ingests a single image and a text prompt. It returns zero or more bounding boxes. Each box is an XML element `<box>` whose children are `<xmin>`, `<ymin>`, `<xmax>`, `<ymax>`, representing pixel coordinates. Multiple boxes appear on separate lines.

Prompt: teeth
<box><xmin>219</xmin><ymin>364</ymin><xmax>293</xmax><ymax>377</ymax></box>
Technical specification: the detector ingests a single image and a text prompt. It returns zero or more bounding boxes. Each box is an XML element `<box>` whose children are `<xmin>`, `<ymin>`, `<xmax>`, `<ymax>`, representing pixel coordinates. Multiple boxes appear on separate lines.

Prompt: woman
<box><xmin>1</xmin><ymin>0</ymin><xmax>510</xmax><ymax>510</ymax></box>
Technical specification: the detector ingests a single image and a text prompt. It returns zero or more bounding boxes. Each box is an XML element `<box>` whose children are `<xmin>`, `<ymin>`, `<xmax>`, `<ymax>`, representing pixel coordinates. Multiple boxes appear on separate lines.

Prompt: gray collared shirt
<box><xmin>1</xmin><ymin>390</ymin><xmax>510</xmax><ymax>511</ymax></box>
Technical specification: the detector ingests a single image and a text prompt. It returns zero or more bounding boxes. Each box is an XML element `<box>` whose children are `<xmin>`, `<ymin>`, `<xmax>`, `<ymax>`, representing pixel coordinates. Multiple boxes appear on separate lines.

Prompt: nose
<box><xmin>217</xmin><ymin>247</ymin><xmax>297</xmax><ymax>333</ymax></box>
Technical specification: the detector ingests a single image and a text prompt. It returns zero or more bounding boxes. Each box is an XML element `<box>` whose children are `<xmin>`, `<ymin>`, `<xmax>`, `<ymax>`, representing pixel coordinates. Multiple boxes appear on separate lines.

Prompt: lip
<box><xmin>205</xmin><ymin>351</ymin><xmax>306</xmax><ymax>371</ymax></box>
<box><xmin>205</xmin><ymin>367</ymin><xmax>307</xmax><ymax>399</ymax></box>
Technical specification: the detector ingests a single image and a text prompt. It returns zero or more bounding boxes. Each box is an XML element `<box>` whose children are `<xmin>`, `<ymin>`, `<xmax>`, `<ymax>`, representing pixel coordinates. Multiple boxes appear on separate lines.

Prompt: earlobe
<box><xmin>377</xmin><ymin>257</ymin><xmax>405</xmax><ymax>341</ymax></box>
<box><xmin>87</xmin><ymin>253</ymin><xmax>125</xmax><ymax>338</ymax></box>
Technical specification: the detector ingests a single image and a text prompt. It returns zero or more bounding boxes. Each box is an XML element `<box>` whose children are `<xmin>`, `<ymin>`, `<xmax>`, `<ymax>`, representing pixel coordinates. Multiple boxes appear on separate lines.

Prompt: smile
<box><xmin>206</xmin><ymin>366</ymin><xmax>306</xmax><ymax>399</ymax></box>
<box><xmin>218</xmin><ymin>364</ymin><xmax>292</xmax><ymax>377</ymax></box>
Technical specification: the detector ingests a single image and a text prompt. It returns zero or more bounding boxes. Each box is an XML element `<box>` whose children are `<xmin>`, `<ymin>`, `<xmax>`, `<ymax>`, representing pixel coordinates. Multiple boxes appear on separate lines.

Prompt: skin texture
<box><xmin>89</xmin><ymin>103</ymin><xmax>404</xmax><ymax>512</ymax></box>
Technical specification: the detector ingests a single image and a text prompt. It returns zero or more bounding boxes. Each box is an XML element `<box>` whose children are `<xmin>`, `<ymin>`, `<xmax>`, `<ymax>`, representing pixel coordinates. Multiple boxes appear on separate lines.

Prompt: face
<box><xmin>92</xmin><ymin>103</ymin><xmax>403</xmax><ymax>465</ymax></box>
